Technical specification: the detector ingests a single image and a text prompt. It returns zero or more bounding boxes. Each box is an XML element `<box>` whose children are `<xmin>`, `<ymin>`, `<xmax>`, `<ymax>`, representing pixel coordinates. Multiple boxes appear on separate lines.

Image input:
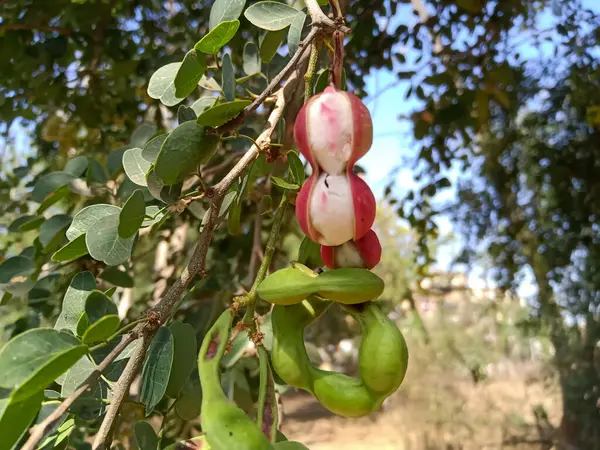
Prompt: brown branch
<box><xmin>21</xmin><ymin>333</ymin><xmax>138</xmax><ymax>450</ymax></box>
<box><xmin>91</xmin><ymin>49</ymin><xmax>310</xmax><ymax>448</ymax></box>
<box><xmin>0</xmin><ymin>24</ymin><xmax>72</xmax><ymax>35</ymax></box>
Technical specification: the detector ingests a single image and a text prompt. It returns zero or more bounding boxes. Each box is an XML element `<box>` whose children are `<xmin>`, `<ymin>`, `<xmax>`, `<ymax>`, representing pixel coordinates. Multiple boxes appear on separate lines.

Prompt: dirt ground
<box><xmin>279</xmin><ymin>363</ymin><xmax>561</xmax><ymax>450</ymax></box>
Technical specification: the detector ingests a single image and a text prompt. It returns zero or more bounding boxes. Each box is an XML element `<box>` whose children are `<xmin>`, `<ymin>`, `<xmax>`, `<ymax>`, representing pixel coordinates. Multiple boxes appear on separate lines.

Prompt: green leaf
<box><xmin>52</xmin><ymin>235</ymin><xmax>89</xmax><ymax>262</ymax></box>
<box><xmin>177</xmin><ymin>105</ymin><xmax>197</xmax><ymax>124</ymax></box>
<box><xmin>243</xmin><ymin>42</ymin><xmax>261</xmax><ymax>75</ymax></box>
<box><xmin>155</xmin><ymin>121</ymin><xmax>219</xmax><ymax>185</ymax></box>
<box><xmin>0</xmin><ymin>256</ymin><xmax>34</xmax><ymax>284</ymax></box>
<box><xmin>287</xmin><ymin>12</ymin><xmax>305</xmax><ymax>56</ymax></box>
<box><xmin>131</xmin><ymin>123</ymin><xmax>158</xmax><ymax>147</ymax></box>
<box><xmin>82</xmin><ymin>315</ymin><xmax>120</xmax><ymax>344</ymax></box>
<box><xmin>140</xmin><ymin>327</ymin><xmax>174</xmax><ymax>416</ymax></box>
<box><xmin>195</xmin><ymin>20</ymin><xmax>240</xmax><ymax>54</ymax></box>
<box><xmin>165</xmin><ymin>322</ymin><xmax>197</xmax><ymax>399</ymax></box>
<box><xmin>54</xmin><ymin>272</ymin><xmax>96</xmax><ymax>333</ymax></box>
<box><xmin>146</xmin><ymin>167</ymin><xmax>181</xmax><ymax>204</ymax></box>
<box><xmin>107</xmin><ymin>146</ymin><xmax>130</xmax><ymax>177</ymax></box>
<box><xmin>314</xmin><ymin>68</ymin><xmax>347</xmax><ymax>94</ymax></box>
<box><xmin>9</xmin><ymin>215</ymin><xmax>43</xmax><ymax>232</ymax></box>
<box><xmin>147</xmin><ymin>63</ymin><xmax>185</xmax><ymax>107</ymax></box>
<box><xmin>64</xmin><ymin>155</ymin><xmax>88</xmax><ymax>177</ymax></box>
<box><xmin>66</xmin><ymin>204</ymin><xmax>120</xmax><ymax>241</ymax></box>
<box><xmin>174</xmin><ymin>50</ymin><xmax>206</xmax><ymax>98</ymax></box>
<box><xmin>287</xmin><ymin>151</ymin><xmax>305</xmax><ymax>185</ymax></box>
<box><xmin>190</xmin><ymin>96</ymin><xmax>217</xmax><ymax>116</ymax></box>
<box><xmin>60</xmin><ymin>356</ymin><xmax>107</xmax><ymax>419</ymax></box>
<box><xmin>209</xmin><ymin>0</ymin><xmax>246</xmax><ymax>30</ymax></box>
<box><xmin>297</xmin><ymin>236</ymin><xmax>323</xmax><ymax>268</ymax></box>
<box><xmin>141</xmin><ymin>134</ymin><xmax>168</xmax><ymax>164</ymax></box>
<box><xmin>134</xmin><ymin>421</ymin><xmax>159</xmax><ymax>450</ymax></box>
<box><xmin>123</xmin><ymin>148</ymin><xmax>152</xmax><ymax>187</ymax></box>
<box><xmin>32</xmin><ymin>172</ymin><xmax>75</xmax><ymax>203</ymax></box>
<box><xmin>119</xmin><ymin>190</ymin><xmax>146</xmax><ymax>238</ymax></box>
<box><xmin>174</xmin><ymin>372</ymin><xmax>202</xmax><ymax>420</ymax></box>
<box><xmin>39</xmin><ymin>214</ymin><xmax>72</xmax><ymax>249</ymax></box>
<box><xmin>199</xmin><ymin>75</ymin><xmax>222</xmax><ymax>91</ymax></box>
<box><xmin>222</xmin><ymin>53</ymin><xmax>235</xmax><ymax>102</ymax></box>
<box><xmin>85</xmin><ymin>290</ymin><xmax>118</xmax><ymax>324</ymax></box>
<box><xmin>270</xmin><ymin>176</ymin><xmax>299</xmax><ymax>191</ymax></box>
<box><xmin>37</xmin><ymin>185</ymin><xmax>71</xmax><ymax>214</ymax></box>
<box><xmin>196</xmin><ymin>99</ymin><xmax>251</xmax><ymax>127</ymax></box>
<box><xmin>260</xmin><ymin>29</ymin><xmax>286</xmax><ymax>63</ymax></box>
<box><xmin>227</xmin><ymin>200</ymin><xmax>242</xmax><ymax>235</ymax></box>
<box><xmin>221</xmin><ymin>330</ymin><xmax>249</xmax><ymax>368</ymax></box>
<box><xmin>0</xmin><ymin>389</ymin><xmax>44</xmax><ymax>450</ymax></box>
<box><xmin>0</xmin><ymin>329</ymin><xmax>87</xmax><ymax>401</ymax></box>
<box><xmin>87</xmin><ymin>158</ymin><xmax>108</xmax><ymax>184</ymax></box>
<box><xmin>85</xmin><ymin>213</ymin><xmax>136</xmax><ymax>266</ymax></box>
<box><xmin>99</xmin><ymin>266</ymin><xmax>134</xmax><ymax>288</ymax></box>
<box><xmin>245</xmin><ymin>2</ymin><xmax>301</xmax><ymax>31</ymax></box>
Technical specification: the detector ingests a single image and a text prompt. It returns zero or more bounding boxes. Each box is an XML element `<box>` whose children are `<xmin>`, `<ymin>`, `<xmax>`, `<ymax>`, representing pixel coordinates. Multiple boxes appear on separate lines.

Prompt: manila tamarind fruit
<box><xmin>270</xmin><ymin>296</ymin><xmax>408</xmax><ymax>418</ymax></box>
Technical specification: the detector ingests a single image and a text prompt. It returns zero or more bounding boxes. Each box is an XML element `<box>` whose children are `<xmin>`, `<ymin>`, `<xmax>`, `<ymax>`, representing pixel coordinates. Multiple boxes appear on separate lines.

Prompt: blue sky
<box><xmin>359</xmin><ymin>0</ymin><xmax>599</xmax><ymax>296</ymax></box>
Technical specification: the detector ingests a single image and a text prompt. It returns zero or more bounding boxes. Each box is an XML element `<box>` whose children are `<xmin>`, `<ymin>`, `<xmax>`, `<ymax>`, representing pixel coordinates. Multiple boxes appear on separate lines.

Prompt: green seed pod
<box><xmin>257</xmin><ymin>267</ymin><xmax>316</xmax><ymax>305</ymax></box>
<box><xmin>198</xmin><ymin>309</ymin><xmax>273</xmax><ymax>450</ymax></box>
<box><xmin>352</xmin><ymin>302</ymin><xmax>409</xmax><ymax>396</ymax></box>
<box><xmin>312</xmin><ymin>370</ymin><xmax>376</xmax><ymax>417</ymax></box>
<box><xmin>258</xmin><ymin>266</ymin><xmax>384</xmax><ymax>306</ymax></box>
<box><xmin>270</xmin><ymin>298</ymin><xmax>408</xmax><ymax>418</ymax></box>
<box><xmin>315</xmin><ymin>268</ymin><xmax>384</xmax><ymax>304</ymax></box>
<box><xmin>271</xmin><ymin>298</ymin><xmax>331</xmax><ymax>391</ymax></box>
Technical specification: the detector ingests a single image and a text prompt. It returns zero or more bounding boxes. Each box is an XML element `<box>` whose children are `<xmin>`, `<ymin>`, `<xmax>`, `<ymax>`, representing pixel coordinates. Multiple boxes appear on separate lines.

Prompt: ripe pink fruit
<box><xmin>294</xmin><ymin>86</ymin><xmax>373</xmax><ymax>175</ymax></box>
<box><xmin>296</xmin><ymin>173</ymin><xmax>376</xmax><ymax>246</ymax></box>
<box><xmin>321</xmin><ymin>229</ymin><xmax>382</xmax><ymax>269</ymax></box>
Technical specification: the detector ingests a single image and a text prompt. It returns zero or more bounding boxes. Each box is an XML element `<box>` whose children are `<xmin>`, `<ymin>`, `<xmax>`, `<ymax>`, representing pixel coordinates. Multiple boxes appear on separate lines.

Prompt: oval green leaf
<box><xmin>134</xmin><ymin>421</ymin><xmax>159</xmax><ymax>450</ymax></box>
<box><xmin>141</xmin><ymin>133</ymin><xmax>168</xmax><ymax>164</ymax></box>
<box><xmin>155</xmin><ymin>121</ymin><xmax>219</xmax><ymax>185</ymax></box>
<box><xmin>82</xmin><ymin>315</ymin><xmax>120</xmax><ymax>344</ymax></box>
<box><xmin>0</xmin><ymin>389</ymin><xmax>44</xmax><ymax>450</ymax></box>
<box><xmin>165</xmin><ymin>322</ymin><xmax>197</xmax><ymax>399</ymax></box>
<box><xmin>32</xmin><ymin>172</ymin><xmax>76</xmax><ymax>203</ymax></box>
<box><xmin>196</xmin><ymin>99</ymin><xmax>251</xmax><ymax>127</ymax></box>
<box><xmin>245</xmin><ymin>2</ymin><xmax>301</xmax><ymax>31</ymax></box>
<box><xmin>52</xmin><ymin>234</ymin><xmax>89</xmax><ymax>262</ymax></box>
<box><xmin>66</xmin><ymin>204</ymin><xmax>120</xmax><ymax>241</ymax></box>
<box><xmin>119</xmin><ymin>189</ymin><xmax>146</xmax><ymax>238</ymax></box>
<box><xmin>0</xmin><ymin>329</ymin><xmax>87</xmax><ymax>401</ymax></box>
<box><xmin>123</xmin><ymin>148</ymin><xmax>152</xmax><ymax>187</ymax></box>
<box><xmin>174</xmin><ymin>49</ymin><xmax>206</xmax><ymax>98</ymax></box>
<box><xmin>243</xmin><ymin>42</ymin><xmax>261</xmax><ymax>75</ymax></box>
<box><xmin>54</xmin><ymin>272</ymin><xmax>96</xmax><ymax>333</ymax></box>
<box><xmin>209</xmin><ymin>0</ymin><xmax>246</xmax><ymax>30</ymax></box>
<box><xmin>0</xmin><ymin>256</ymin><xmax>35</xmax><ymax>284</ymax></box>
<box><xmin>147</xmin><ymin>62</ymin><xmax>185</xmax><ymax>107</ymax></box>
<box><xmin>195</xmin><ymin>19</ymin><xmax>240</xmax><ymax>54</ymax></box>
<box><xmin>85</xmin><ymin>213</ymin><xmax>135</xmax><ymax>266</ymax></box>
<box><xmin>222</xmin><ymin>52</ymin><xmax>235</xmax><ymax>102</ymax></box>
<box><xmin>260</xmin><ymin>29</ymin><xmax>286</xmax><ymax>63</ymax></box>
<box><xmin>99</xmin><ymin>266</ymin><xmax>134</xmax><ymax>288</ymax></box>
<box><xmin>140</xmin><ymin>327</ymin><xmax>174</xmax><ymax>416</ymax></box>
<box><xmin>39</xmin><ymin>214</ymin><xmax>72</xmax><ymax>249</ymax></box>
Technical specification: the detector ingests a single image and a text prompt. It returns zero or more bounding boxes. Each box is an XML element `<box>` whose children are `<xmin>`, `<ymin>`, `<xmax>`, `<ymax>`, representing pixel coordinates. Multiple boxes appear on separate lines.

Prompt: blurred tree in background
<box><xmin>0</xmin><ymin>0</ymin><xmax>598</xmax><ymax>448</ymax></box>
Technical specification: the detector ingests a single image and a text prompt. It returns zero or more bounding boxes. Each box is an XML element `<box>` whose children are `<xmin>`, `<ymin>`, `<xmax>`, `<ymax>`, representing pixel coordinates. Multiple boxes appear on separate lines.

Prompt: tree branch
<box><xmin>91</xmin><ymin>47</ymin><xmax>311</xmax><ymax>448</ymax></box>
<box><xmin>21</xmin><ymin>333</ymin><xmax>138</xmax><ymax>450</ymax></box>
<box><xmin>0</xmin><ymin>23</ymin><xmax>72</xmax><ymax>35</ymax></box>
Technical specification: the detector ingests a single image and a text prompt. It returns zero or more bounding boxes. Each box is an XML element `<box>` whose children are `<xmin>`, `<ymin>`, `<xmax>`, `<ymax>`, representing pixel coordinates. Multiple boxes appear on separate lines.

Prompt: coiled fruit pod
<box><xmin>320</xmin><ymin>228</ymin><xmax>382</xmax><ymax>270</ymax></box>
<box><xmin>294</xmin><ymin>87</ymin><xmax>376</xmax><ymax>246</ymax></box>
<box><xmin>198</xmin><ymin>310</ymin><xmax>272</xmax><ymax>450</ymax></box>
<box><xmin>270</xmin><ymin>297</ymin><xmax>409</xmax><ymax>418</ymax></box>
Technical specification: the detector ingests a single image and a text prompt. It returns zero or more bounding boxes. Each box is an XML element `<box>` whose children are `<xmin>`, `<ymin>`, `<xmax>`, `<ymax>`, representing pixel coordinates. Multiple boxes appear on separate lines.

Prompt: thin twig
<box><xmin>91</xmin><ymin>52</ymin><xmax>310</xmax><ymax>448</ymax></box>
<box><xmin>242</xmin><ymin>196</ymin><xmax>288</xmax><ymax>325</ymax></box>
<box><xmin>0</xmin><ymin>23</ymin><xmax>72</xmax><ymax>35</ymax></box>
<box><xmin>21</xmin><ymin>333</ymin><xmax>138</xmax><ymax>450</ymax></box>
<box><xmin>305</xmin><ymin>0</ymin><xmax>350</xmax><ymax>33</ymax></box>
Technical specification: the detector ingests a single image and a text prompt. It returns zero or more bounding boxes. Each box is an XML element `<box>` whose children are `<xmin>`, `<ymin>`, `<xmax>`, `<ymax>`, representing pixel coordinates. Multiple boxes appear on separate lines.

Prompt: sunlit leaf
<box><xmin>245</xmin><ymin>2</ymin><xmax>301</xmax><ymax>31</ymax></box>
<box><xmin>174</xmin><ymin>49</ymin><xmax>206</xmax><ymax>98</ymax></box>
<box><xmin>196</xmin><ymin>99</ymin><xmax>251</xmax><ymax>127</ymax></box>
<box><xmin>119</xmin><ymin>189</ymin><xmax>146</xmax><ymax>238</ymax></box>
<box><xmin>147</xmin><ymin>63</ymin><xmax>185</xmax><ymax>107</ymax></box>
<box><xmin>195</xmin><ymin>20</ymin><xmax>240</xmax><ymax>54</ymax></box>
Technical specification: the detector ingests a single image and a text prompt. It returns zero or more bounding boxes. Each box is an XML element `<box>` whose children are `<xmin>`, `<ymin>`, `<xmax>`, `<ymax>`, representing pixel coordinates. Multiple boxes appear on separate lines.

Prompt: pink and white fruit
<box><xmin>321</xmin><ymin>229</ymin><xmax>382</xmax><ymax>269</ymax></box>
<box><xmin>294</xmin><ymin>86</ymin><xmax>373</xmax><ymax>176</ymax></box>
<box><xmin>296</xmin><ymin>173</ymin><xmax>376</xmax><ymax>246</ymax></box>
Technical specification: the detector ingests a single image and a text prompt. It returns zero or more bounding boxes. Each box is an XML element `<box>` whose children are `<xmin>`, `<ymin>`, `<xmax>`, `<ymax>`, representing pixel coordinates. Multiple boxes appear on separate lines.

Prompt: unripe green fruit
<box><xmin>257</xmin><ymin>266</ymin><xmax>384</xmax><ymax>306</ymax></box>
<box><xmin>270</xmin><ymin>297</ymin><xmax>408</xmax><ymax>418</ymax></box>
<box><xmin>198</xmin><ymin>309</ymin><xmax>273</xmax><ymax>450</ymax></box>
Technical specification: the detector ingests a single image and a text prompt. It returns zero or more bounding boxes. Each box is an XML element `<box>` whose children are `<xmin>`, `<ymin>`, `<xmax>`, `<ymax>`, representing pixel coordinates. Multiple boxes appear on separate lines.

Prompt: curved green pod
<box><xmin>270</xmin><ymin>298</ymin><xmax>408</xmax><ymax>418</ymax></box>
<box><xmin>198</xmin><ymin>309</ymin><xmax>273</xmax><ymax>450</ymax></box>
<box><xmin>258</xmin><ymin>266</ymin><xmax>384</xmax><ymax>306</ymax></box>
<box><xmin>314</xmin><ymin>268</ymin><xmax>384</xmax><ymax>304</ymax></box>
